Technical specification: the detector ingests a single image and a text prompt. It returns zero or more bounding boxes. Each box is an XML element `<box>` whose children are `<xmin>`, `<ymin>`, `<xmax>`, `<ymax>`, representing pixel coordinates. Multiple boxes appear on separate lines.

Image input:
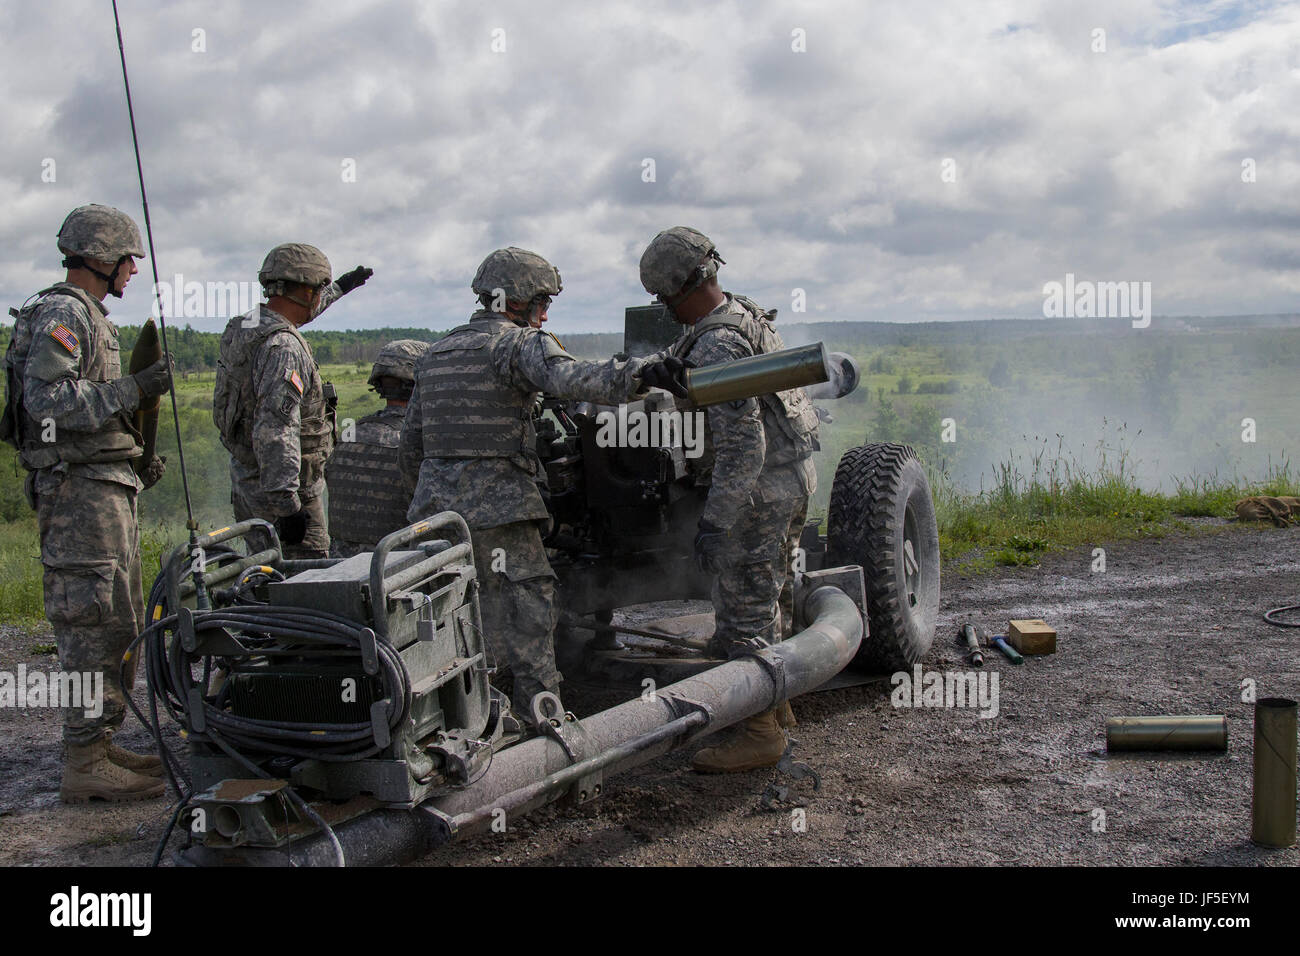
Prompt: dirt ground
<box><xmin>2</xmin><ymin>519</ymin><xmax>1298</xmax><ymax>867</ymax></box>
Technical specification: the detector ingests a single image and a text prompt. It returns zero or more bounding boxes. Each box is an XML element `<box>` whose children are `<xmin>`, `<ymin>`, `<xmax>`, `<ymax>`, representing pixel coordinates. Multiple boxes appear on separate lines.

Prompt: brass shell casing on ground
<box><xmin>684</xmin><ymin>343</ymin><xmax>828</xmax><ymax>407</ymax></box>
<box><xmin>1251</xmin><ymin>697</ymin><xmax>1298</xmax><ymax>848</ymax></box>
<box><xmin>1105</xmin><ymin>715</ymin><xmax>1228</xmax><ymax>751</ymax></box>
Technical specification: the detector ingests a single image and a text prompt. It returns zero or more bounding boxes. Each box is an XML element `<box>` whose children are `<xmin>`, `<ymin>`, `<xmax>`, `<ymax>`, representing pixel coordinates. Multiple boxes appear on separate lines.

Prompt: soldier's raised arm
<box><xmin>505</xmin><ymin>331</ymin><xmax>663</xmax><ymax>406</ymax></box>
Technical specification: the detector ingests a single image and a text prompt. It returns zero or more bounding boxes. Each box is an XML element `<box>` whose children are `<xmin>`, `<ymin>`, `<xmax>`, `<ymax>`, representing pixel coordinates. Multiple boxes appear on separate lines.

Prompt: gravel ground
<box><xmin>2</xmin><ymin>520</ymin><xmax>1298</xmax><ymax>867</ymax></box>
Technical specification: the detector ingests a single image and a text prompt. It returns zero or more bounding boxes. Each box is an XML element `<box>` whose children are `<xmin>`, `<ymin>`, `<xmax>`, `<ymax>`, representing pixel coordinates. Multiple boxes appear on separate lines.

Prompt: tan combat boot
<box><xmin>60</xmin><ymin>739</ymin><xmax>166</xmax><ymax>804</ymax></box>
<box><xmin>691</xmin><ymin>710</ymin><xmax>787</xmax><ymax>773</ymax></box>
<box><xmin>775</xmin><ymin>700</ymin><xmax>797</xmax><ymax>729</ymax></box>
<box><xmin>106</xmin><ymin>734</ymin><xmax>164</xmax><ymax>777</ymax></box>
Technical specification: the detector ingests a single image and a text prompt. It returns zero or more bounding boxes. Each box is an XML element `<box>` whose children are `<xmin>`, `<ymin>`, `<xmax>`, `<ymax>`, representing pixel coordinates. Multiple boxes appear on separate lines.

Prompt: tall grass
<box><xmin>932</xmin><ymin>424</ymin><xmax>1300</xmax><ymax>568</ymax></box>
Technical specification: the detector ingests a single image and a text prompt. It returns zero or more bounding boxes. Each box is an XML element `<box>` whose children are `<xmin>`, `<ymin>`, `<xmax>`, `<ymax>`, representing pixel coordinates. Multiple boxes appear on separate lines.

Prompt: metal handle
<box><xmin>167</xmin><ymin>519</ymin><xmax>283</xmax><ymax>604</ymax></box>
<box><xmin>369</xmin><ymin>513</ymin><xmax>475</xmax><ymax>637</ymax></box>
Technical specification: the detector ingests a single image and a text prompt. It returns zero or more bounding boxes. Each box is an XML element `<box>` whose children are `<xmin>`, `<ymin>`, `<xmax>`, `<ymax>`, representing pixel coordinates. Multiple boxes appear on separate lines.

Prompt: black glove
<box><xmin>336</xmin><ymin>266</ymin><xmax>373</xmax><ymax>295</ymax></box>
<box><xmin>642</xmin><ymin>356</ymin><xmax>691</xmax><ymax>398</ymax></box>
<box><xmin>275</xmin><ymin>509</ymin><xmax>309</xmax><ymax>547</ymax></box>
<box><xmin>694</xmin><ymin>519</ymin><xmax>728</xmax><ymax>574</ymax></box>
<box><xmin>132</xmin><ymin>356</ymin><xmax>173</xmax><ymax>399</ymax></box>
<box><xmin>141</xmin><ymin>454</ymin><xmax>167</xmax><ymax>490</ymax></box>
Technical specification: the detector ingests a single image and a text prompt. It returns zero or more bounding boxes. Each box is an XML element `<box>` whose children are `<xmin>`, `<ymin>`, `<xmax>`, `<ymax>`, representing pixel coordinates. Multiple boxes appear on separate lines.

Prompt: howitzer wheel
<box><xmin>827</xmin><ymin>443</ymin><xmax>940</xmax><ymax>672</ymax></box>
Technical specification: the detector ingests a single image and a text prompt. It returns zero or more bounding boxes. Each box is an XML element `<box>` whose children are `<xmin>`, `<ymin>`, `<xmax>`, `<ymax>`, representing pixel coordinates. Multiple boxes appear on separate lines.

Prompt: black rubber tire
<box><xmin>827</xmin><ymin>443</ymin><xmax>940</xmax><ymax>673</ymax></box>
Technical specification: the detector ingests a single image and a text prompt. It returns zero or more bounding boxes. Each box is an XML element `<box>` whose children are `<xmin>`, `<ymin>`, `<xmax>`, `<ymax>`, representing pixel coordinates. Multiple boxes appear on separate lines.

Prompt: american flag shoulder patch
<box><xmin>50</xmin><ymin>324</ymin><xmax>79</xmax><ymax>354</ymax></box>
<box><xmin>286</xmin><ymin>369</ymin><xmax>304</xmax><ymax>395</ymax></box>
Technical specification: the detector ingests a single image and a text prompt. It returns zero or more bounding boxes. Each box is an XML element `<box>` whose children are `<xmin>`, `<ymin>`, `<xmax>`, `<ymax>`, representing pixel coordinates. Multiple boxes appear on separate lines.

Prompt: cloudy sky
<box><xmin>1</xmin><ymin>0</ymin><xmax>1297</xmax><ymax>334</ymax></box>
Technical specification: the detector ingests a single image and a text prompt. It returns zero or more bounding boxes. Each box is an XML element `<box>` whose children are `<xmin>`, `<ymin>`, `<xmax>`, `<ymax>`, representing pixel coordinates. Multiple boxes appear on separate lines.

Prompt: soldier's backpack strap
<box><xmin>672</xmin><ymin>303</ymin><xmax>751</xmax><ymax>363</ymax></box>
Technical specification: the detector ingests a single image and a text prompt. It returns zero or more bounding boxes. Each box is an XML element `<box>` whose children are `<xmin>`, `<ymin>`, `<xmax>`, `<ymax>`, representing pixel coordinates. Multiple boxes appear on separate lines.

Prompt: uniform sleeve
<box><xmin>398</xmin><ymin>378</ymin><xmax>423</xmax><ymax>491</ymax></box>
<box><xmin>690</xmin><ymin>331</ymin><xmax>765</xmax><ymax>529</ymax></box>
<box><xmin>249</xmin><ymin>334</ymin><xmax>311</xmax><ymax>515</ymax></box>
<box><xmin>506</xmin><ymin>330</ymin><xmax>651</xmax><ymax>404</ymax></box>
<box><xmin>310</xmin><ymin>282</ymin><xmax>342</xmax><ymax>320</ymax></box>
<box><xmin>22</xmin><ymin>300</ymin><xmax>139</xmax><ymax>431</ymax></box>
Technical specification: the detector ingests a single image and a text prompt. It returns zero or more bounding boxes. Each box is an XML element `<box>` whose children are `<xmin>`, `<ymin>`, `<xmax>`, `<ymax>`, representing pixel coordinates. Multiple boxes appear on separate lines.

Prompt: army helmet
<box><xmin>639</xmin><ymin>226</ymin><xmax>724</xmax><ymax>302</ymax></box>
<box><xmin>472</xmin><ymin>247</ymin><xmax>562</xmax><ymax>305</ymax></box>
<box><xmin>259</xmin><ymin>243</ymin><xmax>332</xmax><ymax>290</ymax></box>
<box><xmin>57</xmin><ymin>204</ymin><xmax>145</xmax><ymax>264</ymax></box>
<box><xmin>368</xmin><ymin>339</ymin><xmax>431</xmax><ymax>397</ymax></box>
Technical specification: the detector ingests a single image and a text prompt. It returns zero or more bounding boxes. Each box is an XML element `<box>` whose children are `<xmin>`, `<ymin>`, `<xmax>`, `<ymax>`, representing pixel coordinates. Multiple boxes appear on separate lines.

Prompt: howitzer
<box><xmin>145</xmin><ymin>303</ymin><xmax>941</xmax><ymax>867</ymax></box>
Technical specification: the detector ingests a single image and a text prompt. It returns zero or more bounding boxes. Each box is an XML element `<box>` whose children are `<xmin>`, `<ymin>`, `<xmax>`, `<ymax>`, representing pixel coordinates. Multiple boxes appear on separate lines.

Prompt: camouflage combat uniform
<box><xmin>674</xmin><ymin>294</ymin><xmax>820</xmax><ymax>648</ymax></box>
<box><xmin>399</xmin><ymin>311</ymin><xmax>657</xmax><ymax>716</ymax></box>
<box><xmin>11</xmin><ymin>283</ymin><xmax>145</xmax><ymax>745</ymax></box>
<box><xmin>325</xmin><ymin>338</ymin><xmax>429</xmax><ymax>557</ymax></box>
<box><xmin>327</xmin><ymin>404</ymin><xmax>411</xmax><ymax>556</ymax></box>
<box><xmin>213</xmin><ymin>291</ymin><xmax>340</xmax><ymax>558</ymax></box>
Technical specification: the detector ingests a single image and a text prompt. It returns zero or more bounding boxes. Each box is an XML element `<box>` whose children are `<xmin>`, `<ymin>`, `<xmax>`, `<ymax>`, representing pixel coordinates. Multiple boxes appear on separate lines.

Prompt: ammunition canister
<box><xmin>1251</xmin><ymin>697</ymin><xmax>1297</xmax><ymax>848</ymax></box>
<box><xmin>685</xmin><ymin>342</ymin><xmax>829</xmax><ymax>407</ymax></box>
<box><xmin>1104</xmin><ymin>715</ymin><xmax>1228</xmax><ymax>751</ymax></box>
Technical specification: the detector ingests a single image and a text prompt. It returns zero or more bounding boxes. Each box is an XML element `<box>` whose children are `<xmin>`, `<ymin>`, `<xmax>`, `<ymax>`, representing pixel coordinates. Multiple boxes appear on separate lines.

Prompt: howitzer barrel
<box><xmin>685</xmin><ymin>342</ymin><xmax>829</xmax><ymax>406</ymax></box>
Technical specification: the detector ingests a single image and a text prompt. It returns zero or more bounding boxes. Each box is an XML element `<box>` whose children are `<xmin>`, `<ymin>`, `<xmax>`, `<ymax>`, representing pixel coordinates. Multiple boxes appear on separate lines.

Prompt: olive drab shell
<box><xmin>8</xmin><ymin>285</ymin><xmax>140</xmax><ymax>470</ymax></box>
<box><xmin>56</xmin><ymin>205</ymin><xmax>145</xmax><ymax>263</ymax></box>
<box><xmin>471</xmin><ymin>247</ymin><xmax>562</xmax><ymax>304</ymax></box>
<box><xmin>675</xmin><ymin>294</ymin><xmax>820</xmax><ymax>466</ymax></box>
<box><xmin>212</xmin><ymin>309</ymin><xmax>334</xmax><ymax>466</ymax></box>
<box><xmin>413</xmin><ymin>317</ymin><xmax>536</xmax><ymax>462</ymax></box>
<box><xmin>326</xmin><ymin>405</ymin><xmax>411</xmax><ymax>548</ymax></box>
<box><xmin>258</xmin><ymin>243</ymin><xmax>332</xmax><ymax>288</ymax></box>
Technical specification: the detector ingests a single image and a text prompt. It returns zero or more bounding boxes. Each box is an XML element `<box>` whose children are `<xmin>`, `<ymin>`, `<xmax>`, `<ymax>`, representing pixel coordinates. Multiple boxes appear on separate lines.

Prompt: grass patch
<box><xmin>936</xmin><ymin>434</ymin><xmax>1299</xmax><ymax>572</ymax></box>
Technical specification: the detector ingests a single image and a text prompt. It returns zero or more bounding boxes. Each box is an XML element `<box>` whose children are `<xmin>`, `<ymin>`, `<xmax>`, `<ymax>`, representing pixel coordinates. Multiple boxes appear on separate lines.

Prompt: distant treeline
<box><xmin>5</xmin><ymin>314</ymin><xmax>1300</xmax><ymax>372</ymax></box>
<box><xmin>0</xmin><ymin>324</ymin><xmax>628</xmax><ymax>369</ymax></box>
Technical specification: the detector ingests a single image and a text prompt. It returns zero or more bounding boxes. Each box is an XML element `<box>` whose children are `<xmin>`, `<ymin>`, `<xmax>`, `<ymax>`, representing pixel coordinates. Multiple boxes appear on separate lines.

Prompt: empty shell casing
<box><xmin>1105</xmin><ymin>715</ymin><xmax>1228</xmax><ymax>751</ymax></box>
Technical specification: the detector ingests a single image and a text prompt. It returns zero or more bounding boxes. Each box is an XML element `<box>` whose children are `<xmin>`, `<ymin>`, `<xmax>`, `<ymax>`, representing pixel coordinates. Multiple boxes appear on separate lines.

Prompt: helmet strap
<box><xmin>63</xmin><ymin>255</ymin><xmax>128</xmax><ymax>298</ymax></box>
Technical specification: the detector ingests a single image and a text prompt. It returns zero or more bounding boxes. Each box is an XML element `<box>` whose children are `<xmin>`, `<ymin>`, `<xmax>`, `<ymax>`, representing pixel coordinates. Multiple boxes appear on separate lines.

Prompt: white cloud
<box><xmin>1</xmin><ymin>0</ymin><xmax>1296</xmax><ymax>333</ymax></box>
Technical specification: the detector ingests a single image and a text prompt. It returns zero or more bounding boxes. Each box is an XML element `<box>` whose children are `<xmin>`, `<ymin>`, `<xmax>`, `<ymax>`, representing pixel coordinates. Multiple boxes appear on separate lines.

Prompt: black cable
<box><xmin>1263</xmin><ymin>604</ymin><xmax>1300</xmax><ymax>627</ymax></box>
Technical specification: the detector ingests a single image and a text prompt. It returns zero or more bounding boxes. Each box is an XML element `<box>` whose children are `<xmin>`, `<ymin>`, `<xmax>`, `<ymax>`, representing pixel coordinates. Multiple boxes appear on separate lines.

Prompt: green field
<box><xmin>3</xmin><ymin>316</ymin><xmax>1299</xmax><ymax>623</ymax></box>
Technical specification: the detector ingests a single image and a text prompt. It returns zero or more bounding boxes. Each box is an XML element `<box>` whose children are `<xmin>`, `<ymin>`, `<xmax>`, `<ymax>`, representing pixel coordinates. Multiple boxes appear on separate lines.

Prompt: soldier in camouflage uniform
<box><xmin>326</xmin><ymin>339</ymin><xmax>431</xmax><ymax>557</ymax></box>
<box><xmin>639</xmin><ymin>226</ymin><xmax>821</xmax><ymax>773</ymax></box>
<box><xmin>2</xmin><ymin>205</ymin><xmax>173</xmax><ymax>802</ymax></box>
<box><xmin>399</xmin><ymin>247</ymin><xmax>687</xmax><ymax>725</ymax></box>
<box><xmin>212</xmin><ymin>244</ymin><xmax>372</xmax><ymax>558</ymax></box>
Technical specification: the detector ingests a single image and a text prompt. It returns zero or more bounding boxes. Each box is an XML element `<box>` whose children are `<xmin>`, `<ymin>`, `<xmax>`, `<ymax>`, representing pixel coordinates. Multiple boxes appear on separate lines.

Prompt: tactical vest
<box><xmin>213</xmin><ymin>307</ymin><xmax>335</xmax><ymax>468</ymax></box>
<box><xmin>326</xmin><ymin>405</ymin><xmax>411</xmax><ymax>548</ymax></box>
<box><xmin>415</xmin><ymin>315</ymin><xmax>536</xmax><ymax>463</ymax></box>
<box><xmin>4</xmin><ymin>284</ymin><xmax>140</xmax><ymax>471</ymax></box>
<box><xmin>675</xmin><ymin>294</ymin><xmax>820</xmax><ymax>466</ymax></box>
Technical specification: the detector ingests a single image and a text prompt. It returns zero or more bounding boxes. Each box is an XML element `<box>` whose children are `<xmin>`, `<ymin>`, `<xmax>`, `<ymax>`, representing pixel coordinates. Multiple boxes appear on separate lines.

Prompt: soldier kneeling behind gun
<box><xmin>326</xmin><ymin>339</ymin><xmax>431</xmax><ymax>557</ymax></box>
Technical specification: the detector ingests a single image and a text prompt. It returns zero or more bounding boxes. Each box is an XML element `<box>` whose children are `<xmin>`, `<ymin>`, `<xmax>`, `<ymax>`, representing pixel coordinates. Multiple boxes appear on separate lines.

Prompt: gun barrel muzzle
<box><xmin>685</xmin><ymin>342</ymin><xmax>828</xmax><ymax>407</ymax></box>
